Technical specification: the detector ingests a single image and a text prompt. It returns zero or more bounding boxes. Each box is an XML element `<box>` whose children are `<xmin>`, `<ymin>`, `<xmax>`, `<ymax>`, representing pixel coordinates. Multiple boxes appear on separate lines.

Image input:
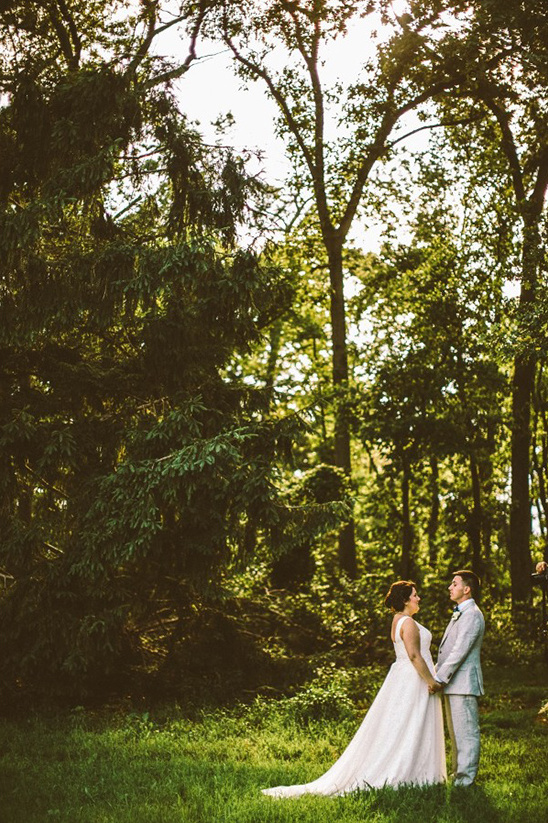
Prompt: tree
<box><xmin>350</xmin><ymin>155</ymin><xmax>508</xmax><ymax>581</ymax></box>
<box><xmin>434</xmin><ymin>0</ymin><xmax>548</xmax><ymax>604</ymax></box>
<box><xmin>0</xmin><ymin>0</ymin><xmax>337</xmax><ymax>699</ymax></box>
<box><xmin>204</xmin><ymin>0</ymin><xmax>472</xmax><ymax>576</ymax></box>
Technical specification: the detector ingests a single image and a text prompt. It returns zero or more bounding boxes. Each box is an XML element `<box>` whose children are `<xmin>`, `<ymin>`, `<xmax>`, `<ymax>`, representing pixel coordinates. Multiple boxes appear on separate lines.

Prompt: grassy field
<box><xmin>0</xmin><ymin>664</ymin><xmax>546</xmax><ymax>823</ymax></box>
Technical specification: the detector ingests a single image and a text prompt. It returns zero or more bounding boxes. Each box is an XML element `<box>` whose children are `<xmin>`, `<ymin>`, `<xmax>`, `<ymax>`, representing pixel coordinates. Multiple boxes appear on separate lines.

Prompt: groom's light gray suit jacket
<box><xmin>436</xmin><ymin>601</ymin><xmax>485</xmax><ymax>696</ymax></box>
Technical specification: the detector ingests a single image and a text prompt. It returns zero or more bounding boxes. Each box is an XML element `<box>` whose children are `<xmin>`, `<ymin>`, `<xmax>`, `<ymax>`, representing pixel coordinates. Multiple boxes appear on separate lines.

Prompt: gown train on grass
<box><xmin>262</xmin><ymin>616</ymin><xmax>446</xmax><ymax>797</ymax></box>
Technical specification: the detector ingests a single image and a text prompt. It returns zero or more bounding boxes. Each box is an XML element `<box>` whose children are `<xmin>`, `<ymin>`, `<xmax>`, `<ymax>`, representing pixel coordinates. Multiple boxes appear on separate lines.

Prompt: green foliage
<box><xmin>276</xmin><ymin>662</ymin><xmax>387</xmax><ymax>725</ymax></box>
<box><xmin>0</xmin><ymin>4</ymin><xmax>355</xmax><ymax>703</ymax></box>
<box><xmin>265</xmin><ymin>678</ymin><xmax>356</xmax><ymax>727</ymax></box>
<box><xmin>346</xmin><ymin>157</ymin><xmax>511</xmax><ymax>581</ymax></box>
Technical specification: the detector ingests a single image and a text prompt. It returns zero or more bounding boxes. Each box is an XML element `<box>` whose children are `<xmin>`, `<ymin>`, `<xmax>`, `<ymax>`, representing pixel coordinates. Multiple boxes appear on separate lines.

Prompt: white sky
<box><xmin>154</xmin><ymin>4</ymin><xmax>415</xmax><ymax>252</ymax></box>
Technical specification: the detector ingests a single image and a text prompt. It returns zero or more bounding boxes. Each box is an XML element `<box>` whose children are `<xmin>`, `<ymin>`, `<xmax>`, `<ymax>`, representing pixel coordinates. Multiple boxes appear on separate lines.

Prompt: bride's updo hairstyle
<box><xmin>384</xmin><ymin>580</ymin><xmax>415</xmax><ymax>612</ymax></box>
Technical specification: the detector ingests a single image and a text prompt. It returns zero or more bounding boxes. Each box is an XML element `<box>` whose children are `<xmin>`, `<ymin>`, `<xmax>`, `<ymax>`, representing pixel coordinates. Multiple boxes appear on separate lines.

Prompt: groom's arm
<box><xmin>435</xmin><ymin>611</ymin><xmax>484</xmax><ymax>686</ymax></box>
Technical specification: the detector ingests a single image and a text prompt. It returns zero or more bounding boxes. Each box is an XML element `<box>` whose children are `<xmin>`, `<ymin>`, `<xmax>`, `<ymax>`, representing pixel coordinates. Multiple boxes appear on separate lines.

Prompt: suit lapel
<box><xmin>439</xmin><ymin>617</ymin><xmax>455</xmax><ymax>649</ymax></box>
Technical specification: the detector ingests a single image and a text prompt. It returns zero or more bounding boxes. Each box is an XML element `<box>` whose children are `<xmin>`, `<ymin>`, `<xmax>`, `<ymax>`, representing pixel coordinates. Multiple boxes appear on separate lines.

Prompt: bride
<box><xmin>262</xmin><ymin>580</ymin><xmax>446</xmax><ymax>797</ymax></box>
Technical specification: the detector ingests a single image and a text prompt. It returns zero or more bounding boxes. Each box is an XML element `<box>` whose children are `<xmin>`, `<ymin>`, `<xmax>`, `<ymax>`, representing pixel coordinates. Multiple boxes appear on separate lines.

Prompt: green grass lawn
<box><xmin>0</xmin><ymin>664</ymin><xmax>546</xmax><ymax>823</ymax></box>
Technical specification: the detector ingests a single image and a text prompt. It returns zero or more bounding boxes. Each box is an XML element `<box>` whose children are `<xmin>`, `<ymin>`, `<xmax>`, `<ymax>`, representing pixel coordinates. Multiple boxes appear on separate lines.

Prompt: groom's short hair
<box><xmin>453</xmin><ymin>569</ymin><xmax>480</xmax><ymax>600</ymax></box>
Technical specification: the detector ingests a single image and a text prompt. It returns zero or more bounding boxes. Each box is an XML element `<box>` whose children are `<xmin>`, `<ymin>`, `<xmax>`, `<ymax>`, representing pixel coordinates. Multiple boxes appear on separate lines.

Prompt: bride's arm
<box><xmin>400</xmin><ymin>620</ymin><xmax>437</xmax><ymax>688</ymax></box>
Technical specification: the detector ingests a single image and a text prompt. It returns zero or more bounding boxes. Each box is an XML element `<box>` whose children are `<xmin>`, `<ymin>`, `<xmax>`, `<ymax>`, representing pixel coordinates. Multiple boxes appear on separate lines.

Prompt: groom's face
<box><xmin>448</xmin><ymin>575</ymin><xmax>470</xmax><ymax>604</ymax></box>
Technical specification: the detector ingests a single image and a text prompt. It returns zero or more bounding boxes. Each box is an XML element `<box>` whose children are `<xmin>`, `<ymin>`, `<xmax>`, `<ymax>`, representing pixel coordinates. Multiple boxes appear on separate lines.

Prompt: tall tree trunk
<box><xmin>264</xmin><ymin>319</ymin><xmax>283</xmax><ymax>411</ymax></box>
<box><xmin>532</xmin><ymin>364</ymin><xmax>548</xmax><ymax>534</ymax></box>
<box><xmin>312</xmin><ymin>335</ymin><xmax>327</xmax><ymax>445</ymax></box>
<box><xmin>509</xmin><ymin>352</ymin><xmax>534</xmax><ymax>603</ymax></box>
<box><xmin>427</xmin><ymin>456</ymin><xmax>440</xmax><ymax>566</ymax></box>
<box><xmin>509</xmin><ymin>221</ymin><xmax>538</xmax><ymax>606</ymax></box>
<box><xmin>400</xmin><ymin>455</ymin><xmax>413</xmax><ymax>579</ymax></box>
<box><xmin>475</xmin><ymin>93</ymin><xmax>548</xmax><ymax>605</ymax></box>
<box><xmin>326</xmin><ymin>239</ymin><xmax>356</xmax><ymax>577</ymax></box>
<box><xmin>469</xmin><ymin>454</ymin><xmax>483</xmax><ymax>576</ymax></box>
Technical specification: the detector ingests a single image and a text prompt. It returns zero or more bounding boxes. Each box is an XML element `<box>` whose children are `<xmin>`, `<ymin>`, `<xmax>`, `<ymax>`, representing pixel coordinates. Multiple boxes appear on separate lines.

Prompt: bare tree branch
<box><xmin>338</xmin><ymin>74</ymin><xmax>466</xmax><ymax>240</ymax></box>
<box><xmin>387</xmin><ymin>111</ymin><xmax>487</xmax><ymax>150</ymax></box>
<box><xmin>140</xmin><ymin>1</ymin><xmax>209</xmax><ymax>88</ymax></box>
<box><xmin>24</xmin><ymin>461</ymin><xmax>69</xmax><ymax>501</ymax></box>
<box><xmin>47</xmin><ymin>1</ymin><xmax>78</xmax><ymax>70</ymax></box>
<box><xmin>288</xmin><ymin>6</ymin><xmax>332</xmax><ymax>232</ymax></box>
<box><xmin>128</xmin><ymin>0</ymin><xmax>160</xmax><ymax>75</ymax></box>
<box><xmin>55</xmin><ymin>0</ymin><xmax>82</xmax><ymax>66</ymax></box>
<box><xmin>477</xmin><ymin>88</ymin><xmax>526</xmax><ymax>205</ymax></box>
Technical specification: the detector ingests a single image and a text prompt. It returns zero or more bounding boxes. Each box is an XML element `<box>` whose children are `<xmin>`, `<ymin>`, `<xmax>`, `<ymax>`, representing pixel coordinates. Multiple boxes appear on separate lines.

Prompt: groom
<box><xmin>430</xmin><ymin>570</ymin><xmax>485</xmax><ymax>787</ymax></box>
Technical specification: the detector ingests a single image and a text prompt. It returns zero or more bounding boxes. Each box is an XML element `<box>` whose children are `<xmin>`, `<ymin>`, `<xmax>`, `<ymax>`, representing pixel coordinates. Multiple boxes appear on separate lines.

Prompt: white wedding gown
<box><xmin>262</xmin><ymin>616</ymin><xmax>446</xmax><ymax>797</ymax></box>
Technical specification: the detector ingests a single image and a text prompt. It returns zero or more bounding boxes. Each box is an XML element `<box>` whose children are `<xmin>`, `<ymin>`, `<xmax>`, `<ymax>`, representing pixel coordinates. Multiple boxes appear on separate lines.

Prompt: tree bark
<box><xmin>509</xmin><ymin>222</ymin><xmax>538</xmax><ymax>606</ymax></box>
<box><xmin>427</xmin><ymin>456</ymin><xmax>440</xmax><ymax>566</ymax></box>
<box><xmin>326</xmin><ymin>238</ymin><xmax>356</xmax><ymax>577</ymax></box>
<box><xmin>469</xmin><ymin>454</ymin><xmax>483</xmax><ymax>576</ymax></box>
<box><xmin>400</xmin><ymin>455</ymin><xmax>413</xmax><ymax>580</ymax></box>
<box><xmin>264</xmin><ymin>319</ymin><xmax>283</xmax><ymax>411</ymax></box>
<box><xmin>532</xmin><ymin>364</ymin><xmax>548</xmax><ymax>534</ymax></box>
<box><xmin>509</xmin><ymin>352</ymin><xmax>535</xmax><ymax>604</ymax></box>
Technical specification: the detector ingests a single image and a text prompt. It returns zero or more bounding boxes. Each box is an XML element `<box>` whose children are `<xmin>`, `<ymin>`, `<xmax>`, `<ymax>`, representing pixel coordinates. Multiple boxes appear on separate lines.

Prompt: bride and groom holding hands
<box><xmin>263</xmin><ymin>569</ymin><xmax>485</xmax><ymax>797</ymax></box>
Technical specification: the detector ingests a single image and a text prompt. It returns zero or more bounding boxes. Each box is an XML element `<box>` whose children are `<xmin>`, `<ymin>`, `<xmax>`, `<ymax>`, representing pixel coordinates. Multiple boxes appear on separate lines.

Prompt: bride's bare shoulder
<box><xmin>399</xmin><ymin>615</ymin><xmax>419</xmax><ymax>640</ymax></box>
<box><xmin>390</xmin><ymin>613</ymin><xmax>410</xmax><ymax>641</ymax></box>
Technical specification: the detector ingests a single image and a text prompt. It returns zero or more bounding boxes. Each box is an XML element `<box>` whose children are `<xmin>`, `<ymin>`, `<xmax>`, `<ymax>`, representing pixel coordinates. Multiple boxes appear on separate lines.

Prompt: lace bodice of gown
<box><xmin>393</xmin><ymin>616</ymin><xmax>436</xmax><ymax>673</ymax></box>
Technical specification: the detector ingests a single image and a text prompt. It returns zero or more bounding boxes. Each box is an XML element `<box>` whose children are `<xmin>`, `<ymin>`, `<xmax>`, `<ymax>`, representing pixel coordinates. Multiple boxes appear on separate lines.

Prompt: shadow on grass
<box><xmin>341</xmin><ymin>782</ymin><xmax>505</xmax><ymax>823</ymax></box>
